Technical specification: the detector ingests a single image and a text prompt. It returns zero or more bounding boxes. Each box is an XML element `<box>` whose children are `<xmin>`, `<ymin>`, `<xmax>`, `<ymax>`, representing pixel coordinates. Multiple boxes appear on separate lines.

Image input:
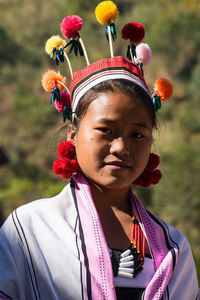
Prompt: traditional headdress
<box><xmin>42</xmin><ymin>1</ymin><xmax>173</xmax><ymax>120</ymax></box>
<box><xmin>42</xmin><ymin>0</ymin><xmax>173</xmax><ymax>184</ymax></box>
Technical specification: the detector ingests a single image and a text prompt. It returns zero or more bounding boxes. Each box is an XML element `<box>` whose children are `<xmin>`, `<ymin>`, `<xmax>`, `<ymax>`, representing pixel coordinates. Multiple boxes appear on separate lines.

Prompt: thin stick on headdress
<box><xmin>57</xmin><ymin>80</ymin><xmax>70</xmax><ymax>94</ymax></box>
<box><xmin>129</xmin><ymin>42</ymin><xmax>134</xmax><ymax>62</ymax></box>
<box><xmin>79</xmin><ymin>38</ymin><xmax>90</xmax><ymax>65</ymax></box>
<box><xmin>107</xmin><ymin>25</ymin><xmax>114</xmax><ymax>58</ymax></box>
<box><xmin>63</xmin><ymin>52</ymin><xmax>73</xmax><ymax>78</ymax></box>
<box><xmin>95</xmin><ymin>1</ymin><xmax>119</xmax><ymax>58</ymax></box>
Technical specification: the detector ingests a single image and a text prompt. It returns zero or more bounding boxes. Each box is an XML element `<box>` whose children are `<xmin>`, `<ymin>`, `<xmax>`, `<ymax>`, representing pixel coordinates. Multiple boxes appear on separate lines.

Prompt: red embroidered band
<box><xmin>70</xmin><ymin>56</ymin><xmax>150</xmax><ymax>112</ymax></box>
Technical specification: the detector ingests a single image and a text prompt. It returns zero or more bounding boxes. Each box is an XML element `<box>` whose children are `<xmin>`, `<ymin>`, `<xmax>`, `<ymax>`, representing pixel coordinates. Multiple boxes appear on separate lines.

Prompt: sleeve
<box><xmin>0</xmin><ymin>213</ymin><xmax>25</xmax><ymax>300</ymax></box>
<box><xmin>167</xmin><ymin>236</ymin><xmax>199</xmax><ymax>300</ymax></box>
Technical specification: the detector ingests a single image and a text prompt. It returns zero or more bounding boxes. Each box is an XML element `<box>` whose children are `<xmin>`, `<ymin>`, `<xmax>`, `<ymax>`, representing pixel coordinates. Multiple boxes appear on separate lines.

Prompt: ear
<box><xmin>67</xmin><ymin>123</ymin><xmax>77</xmax><ymax>142</ymax></box>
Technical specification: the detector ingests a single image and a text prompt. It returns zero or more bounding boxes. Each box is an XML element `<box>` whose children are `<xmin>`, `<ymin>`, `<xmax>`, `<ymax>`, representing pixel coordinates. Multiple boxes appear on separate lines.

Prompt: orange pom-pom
<box><xmin>41</xmin><ymin>70</ymin><xmax>66</xmax><ymax>93</ymax></box>
<box><xmin>154</xmin><ymin>78</ymin><xmax>173</xmax><ymax>101</ymax></box>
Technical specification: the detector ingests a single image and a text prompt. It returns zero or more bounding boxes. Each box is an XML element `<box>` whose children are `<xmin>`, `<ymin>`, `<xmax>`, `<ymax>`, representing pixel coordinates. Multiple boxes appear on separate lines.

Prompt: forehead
<box><xmin>84</xmin><ymin>91</ymin><xmax>152</xmax><ymax>126</ymax></box>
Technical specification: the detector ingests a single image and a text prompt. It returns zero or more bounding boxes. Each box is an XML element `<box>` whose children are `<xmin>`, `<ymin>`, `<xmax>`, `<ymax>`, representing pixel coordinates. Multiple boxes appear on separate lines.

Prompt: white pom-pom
<box><xmin>136</xmin><ymin>43</ymin><xmax>152</xmax><ymax>66</ymax></box>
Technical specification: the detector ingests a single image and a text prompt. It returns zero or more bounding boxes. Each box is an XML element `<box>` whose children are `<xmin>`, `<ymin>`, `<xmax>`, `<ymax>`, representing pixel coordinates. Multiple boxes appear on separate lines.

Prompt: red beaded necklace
<box><xmin>130</xmin><ymin>216</ymin><xmax>146</xmax><ymax>265</ymax></box>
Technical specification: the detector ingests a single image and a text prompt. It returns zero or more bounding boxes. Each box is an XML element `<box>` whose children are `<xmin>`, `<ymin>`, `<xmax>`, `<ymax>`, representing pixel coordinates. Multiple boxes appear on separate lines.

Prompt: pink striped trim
<box><xmin>74</xmin><ymin>173</ymin><xmax>116</xmax><ymax>300</ymax></box>
<box><xmin>130</xmin><ymin>193</ymin><xmax>177</xmax><ymax>300</ymax></box>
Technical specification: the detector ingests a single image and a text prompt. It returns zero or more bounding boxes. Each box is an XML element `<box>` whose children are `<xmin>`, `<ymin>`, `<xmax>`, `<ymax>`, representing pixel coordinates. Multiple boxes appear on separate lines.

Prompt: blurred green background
<box><xmin>0</xmin><ymin>0</ymin><xmax>200</xmax><ymax>281</ymax></box>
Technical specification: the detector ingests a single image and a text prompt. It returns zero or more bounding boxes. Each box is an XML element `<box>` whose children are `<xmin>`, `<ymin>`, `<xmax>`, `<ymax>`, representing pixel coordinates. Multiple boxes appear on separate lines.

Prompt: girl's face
<box><xmin>73</xmin><ymin>91</ymin><xmax>153</xmax><ymax>190</ymax></box>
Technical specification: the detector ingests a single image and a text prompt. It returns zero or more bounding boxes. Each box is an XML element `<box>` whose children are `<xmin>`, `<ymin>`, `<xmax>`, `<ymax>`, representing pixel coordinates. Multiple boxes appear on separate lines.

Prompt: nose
<box><xmin>110</xmin><ymin>137</ymin><xmax>130</xmax><ymax>156</ymax></box>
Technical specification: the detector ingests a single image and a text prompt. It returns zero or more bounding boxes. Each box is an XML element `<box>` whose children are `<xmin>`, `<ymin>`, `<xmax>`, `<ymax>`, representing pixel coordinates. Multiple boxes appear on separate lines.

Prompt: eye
<box><xmin>96</xmin><ymin>127</ymin><xmax>112</xmax><ymax>134</ymax></box>
<box><xmin>132</xmin><ymin>132</ymin><xmax>144</xmax><ymax>139</ymax></box>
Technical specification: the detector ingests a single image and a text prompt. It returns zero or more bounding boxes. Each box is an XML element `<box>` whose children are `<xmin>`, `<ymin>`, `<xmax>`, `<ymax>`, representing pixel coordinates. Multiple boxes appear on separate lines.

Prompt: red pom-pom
<box><xmin>133</xmin><ymin>153</ymin><xmax>162</xmax><ymax>187</ymax></box>
<box><xmin>151</xmin><ymin>169</ymin><xmax>162</xmax><ymax>185</ymax></box>
<box><xmin>57</xmin><ymin>140</ymin><xmax>75</xmax><ymax>159</ymax></box>
<box><xmin>53</xmin><ymin>158</ymin><xmax>63</xmax><ymax>175</ymax></box>
<box><xmin>69</xmin><ymin>159</ymin><xmax>79</xmax><ymax>173</ymax></box>
<box><xmin>121</xmin><ymin>22</ymin><xmax>145</xmax><ymax>44</ymax></box>
<box><xmin>145</xmin><ymin>153</ymin><xmax>160</xmax><ymax>171</ymax></box>
<box><xmin>54</xmin><ymin>91</ymin><xmax>71</xmax><ymax>112</ymax></box>
<box><xmin>59</xmin><ymin>158</ymin><xmax>79</xmax><ymax>179</ymax></box>
<box><xmin>53</xmin><ymin>157</ymin><xmax>79</xmax><ymax>179</ymax></box>
<box><xmin>60</xmin><ymin>15</ymin><xmax>83</xmax><ymax>39</ymax></box>
<box><xmin>133</xmin><ymin>169</ymin><xmax>162</xmax><ymax>187</ymax></box>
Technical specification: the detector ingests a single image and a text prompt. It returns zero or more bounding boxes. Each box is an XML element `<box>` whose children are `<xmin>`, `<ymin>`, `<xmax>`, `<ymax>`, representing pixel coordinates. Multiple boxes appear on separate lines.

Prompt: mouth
<box><xmin>104</xmin><ymin>161</ymin><xmax>131</xmax><ymax>169</ymax></box>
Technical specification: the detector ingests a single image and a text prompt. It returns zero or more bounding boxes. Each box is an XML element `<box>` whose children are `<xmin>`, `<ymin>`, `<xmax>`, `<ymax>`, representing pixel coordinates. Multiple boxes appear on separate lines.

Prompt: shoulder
<box><xmin>164</xmin><ymin>223</ymin><xmax>199</xmax><ymax>299</ymax></box>
<box><xmin>1</xmin><ymin>182</ymin><xmax>75</xmax><ymax>240</ymax></box>
<box><xmin>15</xmin><ymin>182</ymin><xmax>72</xmax><ymax>219</ymax></box>
<box><xmin>145</xmin><ymin>209</ymin><xmax>199</xmax><ymax>298</ymax></box>
<box><xmin>145</xmin><ymin>208</ymin><xmax>188</xmax><ymax>252</ymax></box>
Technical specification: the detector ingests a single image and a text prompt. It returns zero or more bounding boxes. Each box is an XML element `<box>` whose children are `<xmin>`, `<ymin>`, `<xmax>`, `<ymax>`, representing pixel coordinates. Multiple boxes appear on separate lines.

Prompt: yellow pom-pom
<box><xmin>154</xmin><ymin>78</ymin><xmax>173</xmax><ymax>101</ymax></box>
<box><xmin>45</xmin><ymin>35</ymin><xmax>66</xmax><ymax>59</ymax></box>
<box><xmin>95</xmin><ymin>1</ymin><xmax>119</xmax><ymax>25</ymax></box>
<box><xmin>41</xmin><ymin>70</ymin><xmax>66</xmax><ymax>93</ymax></box>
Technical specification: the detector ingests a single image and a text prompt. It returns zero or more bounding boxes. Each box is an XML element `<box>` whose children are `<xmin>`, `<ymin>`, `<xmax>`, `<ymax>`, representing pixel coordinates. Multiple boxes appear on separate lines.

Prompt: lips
<box><xmin>105</xmin><ymin>161</ymin><xmax>131</xmax><ymax>168</ymax></box>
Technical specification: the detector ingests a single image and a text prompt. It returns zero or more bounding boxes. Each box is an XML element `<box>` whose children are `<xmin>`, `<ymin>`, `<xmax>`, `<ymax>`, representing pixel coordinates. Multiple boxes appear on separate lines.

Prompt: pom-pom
<box><xmin>134</xmin><ymin>169</ymin><xmax>162</xmax><ymax>187</ymax></box>
<box><xmin>41</xmin><ymin>70</ymin><xmax>66</xmax><ymax>93</ymax></box>
<box><xmin>136</xmin><ymin>43</ymin><xmax>152</xmax><ymax>66</ymax></box>
<box><xmin>121</xmin><ymin>22</ymin><xmax>145</xmax><ymax>44</ymax></box>
<box><xmin>61</xmin><ymin>15</ymin><xmax>83</xmax><ymax>40</ymax></box>
<box><xmin>53</xmin><ymin>157</ymin><xmax>79</xmax><ymax>179</ymax></box>
<box><xmin>145</xmin><ymin>153</ymin><xmax>160</xmax><ymax>171</ymax></box>
<box><xmin>57</xmin><ymin>140</ymin><xmax>75</xmax><ymax>159</ymax></box>
<box><xmin>95</xmin><ymin>1</ymin><xmax>119</xmax><ymax>25</ymax></box>
<box><xmin>154</xmin><ymin>78</ymin><xmax>173</xmax><ymax>101</ymax></box>
<box><xmin>54</xmin><ymin>91</ymin><xmax>71</xmax><ymax>112</ymax></box>
<box><xmin>133</xmin><ymin>153</ymin><xmax>162</xmax><ymax>187</ymax></box>
<box><xmin>53</xmin><ymin>140</ymin><xmax>78</xmax><ymax>179</ymax></box>
<box><xmin>45</xmin><ymin>35</ymin><xmax>66</xmax><ymax>56</ymax></box>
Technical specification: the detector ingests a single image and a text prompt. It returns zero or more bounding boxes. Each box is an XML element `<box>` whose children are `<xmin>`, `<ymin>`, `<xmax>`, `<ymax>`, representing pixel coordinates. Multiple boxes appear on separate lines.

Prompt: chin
<box><xmin>81</xmin><ymin>170</ymin><xmax>138</xmax><ymax>191</ymax></box>
<box><xmin>91</xmin><ymin>176</ymin><xmax>133</xmax><ymax>191</ymax></box>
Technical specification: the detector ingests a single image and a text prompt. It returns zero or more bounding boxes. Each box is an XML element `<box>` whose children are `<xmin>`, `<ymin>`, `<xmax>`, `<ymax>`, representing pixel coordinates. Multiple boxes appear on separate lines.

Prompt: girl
<box><xmin>0</xmin><ymin>56</ymin><xmax>199</xmax><ymax>299</ymax></box>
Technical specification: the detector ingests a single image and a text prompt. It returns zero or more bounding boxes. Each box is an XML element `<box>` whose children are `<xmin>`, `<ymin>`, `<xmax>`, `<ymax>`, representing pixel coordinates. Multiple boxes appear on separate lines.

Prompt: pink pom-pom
<box><xmin>136</xmin><ymin>43</ymin><xmax>152</xmax><ymax>66</ymax></box>
<box><xmin>61</xmin><ymin>15</ymin><xmax>83</xmax><ymax>39</ymax></box>
<box><xmin>54</xmin><ymin>91</ymin><xmax>71</xmax><ymax>112</ymax></box>
<box><xmin>121</xmin><ymin>22</ymin><xmax>145</xmax><ymax>44</ymax></box>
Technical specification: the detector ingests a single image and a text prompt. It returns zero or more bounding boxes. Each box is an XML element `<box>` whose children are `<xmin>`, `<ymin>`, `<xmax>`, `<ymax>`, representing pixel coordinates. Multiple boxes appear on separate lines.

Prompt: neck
<box><xmin>86</xmin><ymin>178</ymin><xmax>134</xmax><ymax>250</ymax></box>
<box><xmin>88</xmin><ymin>179</ymin><xmax>132</xmax><ymax>216</ymax></box>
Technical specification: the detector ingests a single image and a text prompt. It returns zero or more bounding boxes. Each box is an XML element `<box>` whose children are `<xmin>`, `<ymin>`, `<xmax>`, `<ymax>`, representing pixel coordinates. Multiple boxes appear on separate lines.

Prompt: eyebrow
<box><xmin>96</xmin><ymin>118</ymin><xmax>151</xmax><ymax>129</ymax></box>
<box><xmin>131</xmin><ymin>122</ymin><xmax>151</xmax><ymax>129</ymax></box>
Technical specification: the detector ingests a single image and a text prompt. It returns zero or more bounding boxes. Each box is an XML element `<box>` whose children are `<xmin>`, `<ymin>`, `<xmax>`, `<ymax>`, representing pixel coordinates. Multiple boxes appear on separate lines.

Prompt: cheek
<box><xmin>75</xmin><ymin>131</ymin><xmax>104</xmax><ymax>168</ymax></box>
<box><xmin>132</xmin><ymin>140</ymin><xmax>152</xmax><ymax>165</ymax></box>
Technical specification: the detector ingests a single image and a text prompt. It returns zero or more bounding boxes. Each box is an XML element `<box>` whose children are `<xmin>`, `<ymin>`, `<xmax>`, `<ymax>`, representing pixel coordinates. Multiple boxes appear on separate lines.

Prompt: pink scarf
<box><xmin>73</xmin><ymin>172</ymin><xmax>179</xmax><ymax>300</ymax></box>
